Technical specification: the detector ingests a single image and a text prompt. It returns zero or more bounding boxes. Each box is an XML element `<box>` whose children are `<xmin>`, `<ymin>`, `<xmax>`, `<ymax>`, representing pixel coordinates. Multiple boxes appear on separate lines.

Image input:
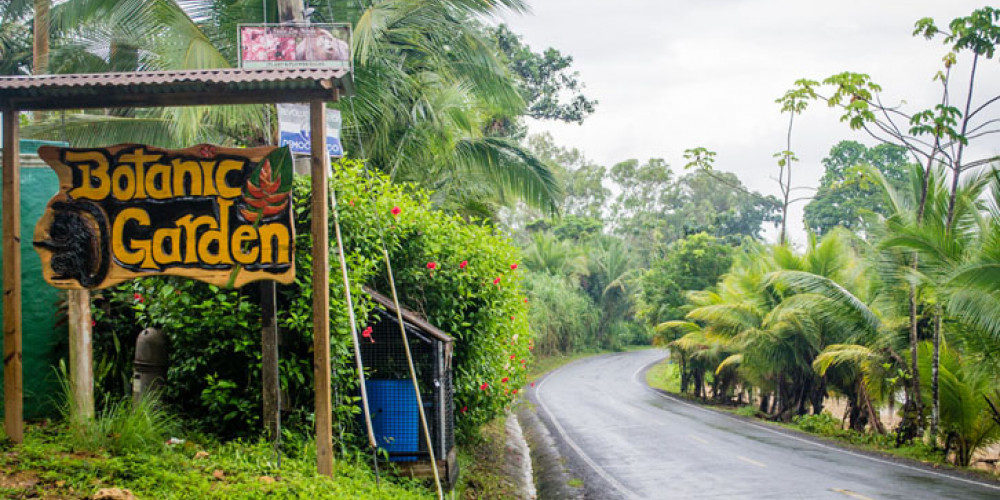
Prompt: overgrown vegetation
<box><xmin>0</xmin><ymin>423</ymin><xmax>432</xmax><ymax>499</ymax></box>
<box><xmin>92</xmin><ymin>161</ymin><xmax>530</xmax><ymax>444</ymax></box>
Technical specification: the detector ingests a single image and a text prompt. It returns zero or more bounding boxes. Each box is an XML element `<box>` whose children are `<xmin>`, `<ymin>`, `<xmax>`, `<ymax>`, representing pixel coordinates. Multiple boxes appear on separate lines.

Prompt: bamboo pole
<box><xmin>310</xmin><ymin>100</ymin><xmax>333</xmax><ymax>476</ymax></box>
<box><xmin>2</xmin><ymin>108</ymin><xmax>23</xmax><ymax>443</ymax></box>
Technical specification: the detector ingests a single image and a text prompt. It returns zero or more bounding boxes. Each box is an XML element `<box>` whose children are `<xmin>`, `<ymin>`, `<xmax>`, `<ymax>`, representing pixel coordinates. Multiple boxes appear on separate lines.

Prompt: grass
<box><xmin>0</xmin><ymin>423</ymin><xmax>433</xmax><ymax>499</ymax></box>
<box><xmin>567</xmin><ymin>477</ymin><xmax>583</xmax><ymax>488</ymax></box>
<box><xmin>454</xmin><ymin>418</ymin><xmax>520</xmax><ymax>499</ymax></box>
<box><xmin>644</xmin><ymin>359</ymin><xmax>680</xmax><ymax>393</ymax></box>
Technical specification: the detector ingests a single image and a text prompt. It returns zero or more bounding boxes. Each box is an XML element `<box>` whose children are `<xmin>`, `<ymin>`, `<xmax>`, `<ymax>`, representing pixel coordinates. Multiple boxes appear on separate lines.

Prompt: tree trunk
<box><xmin>908</xmin><ymin>277</ymin><xmax>923</xmax><ymax>430</ymax></box>
<box><xmin>930</xmin><ymin>309</ymin><xmax>941</xmax><ymax>444</ymax></box>
<box><xmin>33</xmin><ymin>0</ymin><xmax>50</xmax><ymax>75</ymax></box>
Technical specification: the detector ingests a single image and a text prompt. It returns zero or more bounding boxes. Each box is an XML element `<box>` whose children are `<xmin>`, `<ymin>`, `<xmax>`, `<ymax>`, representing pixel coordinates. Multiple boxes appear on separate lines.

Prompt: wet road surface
<box><xmin>528</xmin><ymin>349</ymin><xmax>1000</xmax><ymax>500</ymax></box>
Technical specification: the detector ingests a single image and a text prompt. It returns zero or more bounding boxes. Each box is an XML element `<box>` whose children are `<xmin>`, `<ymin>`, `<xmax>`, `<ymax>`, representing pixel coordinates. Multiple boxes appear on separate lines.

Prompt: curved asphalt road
<box><xmin>528</xmin><ymin>349</ymin><xmax>1000</xmax><ymax>500</ymax></box>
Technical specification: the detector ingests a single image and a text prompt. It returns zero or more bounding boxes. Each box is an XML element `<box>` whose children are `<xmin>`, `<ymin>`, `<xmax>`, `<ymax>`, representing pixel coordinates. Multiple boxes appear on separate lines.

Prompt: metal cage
<box><xmin>359</xmin><ymin>289</ymin><xmax>455</xmax><ymax>469</ymax></box>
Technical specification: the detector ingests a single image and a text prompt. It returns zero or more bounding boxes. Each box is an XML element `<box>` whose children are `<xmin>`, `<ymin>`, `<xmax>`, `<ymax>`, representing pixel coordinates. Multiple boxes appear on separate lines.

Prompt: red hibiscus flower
<box><xmin>459</xmin><ymin>260</ymin><xmax>468</xmax><ymax>269</ymax></box>
<box><xmin>133</xmin><ymin>293</ymin><xmax>144</xmax><ymax>303</ymax></box>
<box><xmin>493</xmin><ymin>277</ymin><xmax>501</xmax><ymax>285</ymax></box>
<box><xmin>510</xmin><ymin>263</ymin><xmax>518</xmax><ymax>270</ymax></box>
<box><xmin>480</xmin><ymin>382</ymin><xmax>488</xmax><ymax>391</ymax></box>
<box><xmin>501</xmin><ymin>377</ymin><xmax>509</xmax><ymax>384</ymax></box>
<box><xmin>461</xmin><ymin>406</ymin><xmax>468</xmax><ymax>413</ymax></box>
<box><xmin>391</xmin><ymin>206</ymin><xmax>401</xmax><ymax>216</ymax></box>
<box><xmin>427</xmin><ymin>262</ymin><xmax>437</xmax><ymax>270</ymax></box>
<box><xmin>512</xmin><ymin>389</ymin><xmax>518</xmax><ymax>395</ymax></box>
<box><xmin>362</xmin><ymin>326</ymin><xmax>374</xmax><ymax>343</ymax></box>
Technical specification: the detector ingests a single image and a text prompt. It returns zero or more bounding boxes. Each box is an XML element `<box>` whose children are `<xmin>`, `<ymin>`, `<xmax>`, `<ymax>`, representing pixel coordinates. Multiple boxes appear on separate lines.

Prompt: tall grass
<box><xmin>56</xmin><ymin>363</ymin><xmax>180</xmax><ymax>455</ymax></box>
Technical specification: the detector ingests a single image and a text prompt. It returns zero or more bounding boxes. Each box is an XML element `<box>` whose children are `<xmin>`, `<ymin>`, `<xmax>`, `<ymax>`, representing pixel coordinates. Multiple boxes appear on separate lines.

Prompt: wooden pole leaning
<box><xmin>2</xmin><ymin>108</ymin><xmax>23</xmax><ymax>443</ymax></box>
<box><xmin>310</xmin><ymin>100</ymin><xmax>334</xmax><ymax>476</ymax></box>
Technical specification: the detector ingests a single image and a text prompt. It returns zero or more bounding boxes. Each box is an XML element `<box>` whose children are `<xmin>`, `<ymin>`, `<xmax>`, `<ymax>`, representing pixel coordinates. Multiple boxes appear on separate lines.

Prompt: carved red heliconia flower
<box><xmin>198</xmin><ymin>145</ymin><xmax>217</xmax><ymax>159</ymax></box>
<box><xmin>241</xmin><ymin>159</ymin><xmax>289</xmax><ymax>223</ymax></box>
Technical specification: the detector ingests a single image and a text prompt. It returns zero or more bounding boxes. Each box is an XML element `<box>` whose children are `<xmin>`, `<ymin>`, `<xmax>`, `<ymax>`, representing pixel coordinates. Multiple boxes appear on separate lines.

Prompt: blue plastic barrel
<box><xmin>365</xmin><ymin>379</ymin><xmax>419</xmax><ymax>462</ymax></box>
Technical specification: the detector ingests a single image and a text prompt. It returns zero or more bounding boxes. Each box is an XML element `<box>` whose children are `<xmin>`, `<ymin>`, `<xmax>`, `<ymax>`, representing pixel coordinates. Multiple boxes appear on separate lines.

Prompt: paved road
<box><xmin>528</xmin><ymin>349</ymin><xmax>1000</xmax><ymax>500</ymax></box>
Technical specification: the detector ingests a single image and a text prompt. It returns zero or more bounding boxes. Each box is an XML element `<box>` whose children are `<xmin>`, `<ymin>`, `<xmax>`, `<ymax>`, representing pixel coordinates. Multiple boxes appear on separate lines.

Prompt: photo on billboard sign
<box><xmin>238</xmin><ymin>24</ymin><xmax>351</xmax><ymax>70</ymax></box>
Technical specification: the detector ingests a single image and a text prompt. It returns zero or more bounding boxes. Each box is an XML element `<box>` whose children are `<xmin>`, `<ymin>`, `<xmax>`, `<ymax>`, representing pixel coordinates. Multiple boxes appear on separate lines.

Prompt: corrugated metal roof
<box><xmin>0</xmin><ymin>68</ymin><xmax>353</xmax><ymax>110</ymax></box>
<box><xmin>363</xmin><ymin>286</ymin><xmax>455</xmax><ymax>344</ymax></box>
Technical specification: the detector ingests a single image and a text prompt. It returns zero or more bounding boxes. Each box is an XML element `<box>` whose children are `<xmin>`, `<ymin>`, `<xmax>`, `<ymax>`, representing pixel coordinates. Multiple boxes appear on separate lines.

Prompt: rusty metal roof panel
<box><xmin>363</xmin><ymin>287</ymin><xmax>455</xmax><ymax>344</ymax></box>
<box><xmin>0</xmin><ymin>68</ymin><xmax>353</xmax><ymax>109</ymax></box>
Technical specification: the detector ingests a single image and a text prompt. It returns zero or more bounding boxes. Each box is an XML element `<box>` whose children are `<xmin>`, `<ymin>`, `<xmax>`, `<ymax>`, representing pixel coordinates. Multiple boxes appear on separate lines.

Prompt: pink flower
<box><xmin>391</xmin><ymin>206</ymin><xmax>401</xmax><ymax>216</ymax></box>
<box><xmin>480</xmin><ymin>382</ymin><xmax>489</xmax><ymax>391</ymax></box>
<box><xmin>362</xmin><ymin>326</ymin><xmax>374</xmax><ymax>343</ymax></box>
<box><xmin>427</xmin><ymin>262</ymin><xmax>437</xmax><ymax>270</ymax></box>
<box><xmin>501</xmin><ymin>377</ymin><xmax>509</xmax><ymax>384</ymax></box>
<box><xmin>511</xmin><ymin>263</ymin><xmax>518</xmax><ymax>270</ymax></box>
<box><xmin>459</xmin><ymin>260</ymin><xmax>468</xmax><ymax>269</ymax></box>
<box><xmin>133</xmin><ymin>293</ymin><xmax>144</xmax><ymax>303</ymax></box>
<box><xmin>530</xmin><ymin>382</ymin><xmax>535</xmax><ymax>387</ymax></box>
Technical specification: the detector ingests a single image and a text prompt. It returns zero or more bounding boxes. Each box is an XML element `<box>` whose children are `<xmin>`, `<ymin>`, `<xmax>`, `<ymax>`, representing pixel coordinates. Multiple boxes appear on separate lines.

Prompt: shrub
<box><xmin>792</xmin><ymin>412</ymin><xmax>844</xmax><ymax>437</ymax></box>
<box><xmin>92</xmin><ymin>160</ymin><xmax>530</xmax><ymax>444</ymax></box>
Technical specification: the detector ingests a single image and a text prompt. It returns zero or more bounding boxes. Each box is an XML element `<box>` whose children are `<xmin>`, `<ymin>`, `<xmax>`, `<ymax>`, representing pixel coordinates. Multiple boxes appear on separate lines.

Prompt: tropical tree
<box><xmin>6</xmin><ymin>0</ymin><xmax>562</xmax><ymax>214</ymax></box>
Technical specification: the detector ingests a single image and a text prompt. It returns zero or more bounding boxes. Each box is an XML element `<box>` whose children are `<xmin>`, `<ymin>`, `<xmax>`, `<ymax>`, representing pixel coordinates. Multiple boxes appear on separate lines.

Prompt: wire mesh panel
<box><xmin>360</xmin><ymin>308</ymin><xmax>454</xmax><ymax>462</ymax></box>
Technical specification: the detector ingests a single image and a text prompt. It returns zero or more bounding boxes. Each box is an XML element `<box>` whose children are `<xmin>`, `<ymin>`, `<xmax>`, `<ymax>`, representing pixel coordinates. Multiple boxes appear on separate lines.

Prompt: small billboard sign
<box><xmin>277</xmin><ymin>103</ymin><xmax>344</xmax><ymax>157</ymax></box>
<box><xmin>239</xmin><ymin>24</ymin><xmax>351</xmax><ymax>70</ymax></box>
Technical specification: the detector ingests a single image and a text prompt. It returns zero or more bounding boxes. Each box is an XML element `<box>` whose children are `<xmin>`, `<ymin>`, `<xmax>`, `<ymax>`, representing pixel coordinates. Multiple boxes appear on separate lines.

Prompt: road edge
<box><xmin>638</xmin><ymin>357</ymin><xmax>1000</xmax><ymax>492</ymax></box>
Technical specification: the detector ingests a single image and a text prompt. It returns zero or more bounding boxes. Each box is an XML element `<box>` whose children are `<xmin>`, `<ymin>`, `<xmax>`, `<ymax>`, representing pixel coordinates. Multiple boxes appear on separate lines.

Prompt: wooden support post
<box><xmin>67</xmin><ymin>289</ymin><xmax>93</xmax><ymax>421</ymax></box>
<box><xmin>261</xmin><ymin>281</ymin><xmax>279</xmax><ymax>440</ymax></box>
<box><xmin>310</xmin><ymin>100</ymin><xmax>333</xmax><ymax>476</ymax></box>
<box><xmin>2</xmin><ymin>108</ymin><xmax>23</xmax><ymax>443</ymax></box>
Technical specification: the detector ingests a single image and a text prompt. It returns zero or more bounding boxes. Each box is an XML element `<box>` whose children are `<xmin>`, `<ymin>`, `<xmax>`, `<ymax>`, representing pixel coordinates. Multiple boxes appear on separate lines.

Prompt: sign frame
<box><xmin>238</xmin><ymin>23</ymin><xmax>352</xmax><ymax>71</ymax></box>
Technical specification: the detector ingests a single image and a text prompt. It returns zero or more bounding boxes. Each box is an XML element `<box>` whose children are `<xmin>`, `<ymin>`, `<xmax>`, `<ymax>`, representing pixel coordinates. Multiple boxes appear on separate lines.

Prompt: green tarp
<box><xmin>0</xmin><ymin>149</ymin><xmax>68</xmax><ymax>419</ymax></box>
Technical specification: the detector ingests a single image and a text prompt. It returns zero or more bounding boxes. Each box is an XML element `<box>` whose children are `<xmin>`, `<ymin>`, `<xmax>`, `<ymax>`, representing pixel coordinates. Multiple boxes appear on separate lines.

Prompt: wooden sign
<box><xmin>33</xmin><ymin>144</ymin><xmax>295</xmax><ymax>289</ymax></box>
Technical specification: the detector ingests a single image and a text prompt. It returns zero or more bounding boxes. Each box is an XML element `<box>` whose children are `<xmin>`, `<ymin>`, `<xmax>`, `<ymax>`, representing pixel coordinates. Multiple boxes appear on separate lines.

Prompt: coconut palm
<box><xmin>8</xmin><ymin>0</ymin><xmax>561</xmax><ymax>213</ymax></box>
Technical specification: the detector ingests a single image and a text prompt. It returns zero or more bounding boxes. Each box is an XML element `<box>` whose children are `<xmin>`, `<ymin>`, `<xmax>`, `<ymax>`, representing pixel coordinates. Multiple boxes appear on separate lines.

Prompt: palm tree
<box><xmin>8</xmin><ymin>0</ymin><xmax>561</xmax><ymax>213</ymax></box>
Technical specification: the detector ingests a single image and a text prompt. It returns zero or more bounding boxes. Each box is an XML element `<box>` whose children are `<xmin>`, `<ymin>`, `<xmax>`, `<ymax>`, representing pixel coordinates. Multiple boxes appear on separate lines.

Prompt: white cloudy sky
<box><xmin>500</xmin><ymin>1</ymin><xmax>999</xmax><ymax>244</ymax></box>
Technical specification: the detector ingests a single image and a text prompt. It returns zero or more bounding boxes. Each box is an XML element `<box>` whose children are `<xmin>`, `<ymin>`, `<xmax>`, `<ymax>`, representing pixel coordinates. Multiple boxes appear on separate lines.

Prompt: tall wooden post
<box><xmin>2</xmin><ymin>108</ymin><xmax>23</xmax><ymax>443</ymax></box>
<box><xmin>310</xmin><ymin>100</ymin><xmax>333</xmax><ymax>476</ymax></box>
<box><xmin>261</xmin><ymin>281</ymin><xmax>279</xmax><ymax>440</ymax></box>
<box><xmin>67</xmin><ymin>290</ymin><xmax>93</xmax><ymax>421</ymax></box>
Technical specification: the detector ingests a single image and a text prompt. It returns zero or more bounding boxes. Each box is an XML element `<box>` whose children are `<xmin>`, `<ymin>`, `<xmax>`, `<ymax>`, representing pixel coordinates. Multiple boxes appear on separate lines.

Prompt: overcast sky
<box><xmin>500</xmin><ymin>1</ymin><xmax>999</xmax><ymax>244</ymax></box>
